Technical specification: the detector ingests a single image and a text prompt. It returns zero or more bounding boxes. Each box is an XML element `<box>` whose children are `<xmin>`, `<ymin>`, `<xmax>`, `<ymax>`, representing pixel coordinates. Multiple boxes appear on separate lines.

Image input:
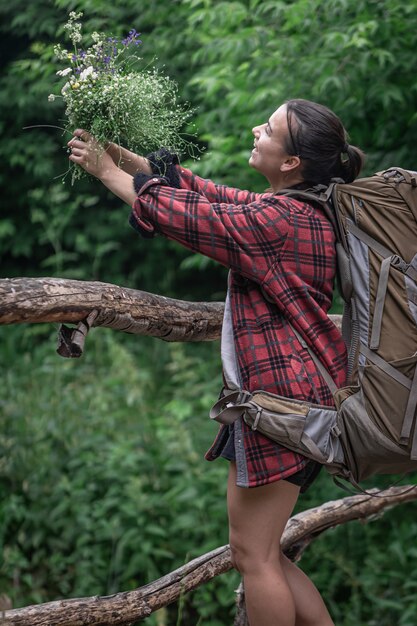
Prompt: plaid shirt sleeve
<box><xmin>175</xmin><ymin>167</ymin><xmax>269</xmax><ymax>205</ymax></box>
<box><xmin>130</xmin><ymin>175</ymin><xmax>293</xmax><ymax>281</ymax></box>
<box><xmin>146</xmin><ymin>148</ymin><xmax>268</xmax><ymax>205</ymax></box>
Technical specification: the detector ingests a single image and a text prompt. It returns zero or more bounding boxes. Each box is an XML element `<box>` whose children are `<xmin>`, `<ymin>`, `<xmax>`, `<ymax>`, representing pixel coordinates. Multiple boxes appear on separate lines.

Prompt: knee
<box><xmin>229</xmin><ymin>525</ymin><xmax>252</xmax><ymax>573</ymax></box>
<box><xmin>229</xmin><ymin>530</ymin><xmax>275</xmax><ymax>575</ymax></box>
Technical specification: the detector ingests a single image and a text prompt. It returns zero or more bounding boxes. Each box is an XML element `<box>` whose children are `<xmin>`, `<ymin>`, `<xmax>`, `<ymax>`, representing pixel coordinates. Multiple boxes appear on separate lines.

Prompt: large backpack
<box><xmin>210</xmin><ymin>168</ymin><xmax>417</xmax><ymax>488</ymax></box>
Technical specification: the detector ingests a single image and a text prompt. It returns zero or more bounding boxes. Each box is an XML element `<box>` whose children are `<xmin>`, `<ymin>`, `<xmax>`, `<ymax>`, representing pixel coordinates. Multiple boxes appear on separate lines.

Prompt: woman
<box><xmin>68</xmin><ymin>99</ymin><xmax>364</xmax><ymax>626</ymax></box>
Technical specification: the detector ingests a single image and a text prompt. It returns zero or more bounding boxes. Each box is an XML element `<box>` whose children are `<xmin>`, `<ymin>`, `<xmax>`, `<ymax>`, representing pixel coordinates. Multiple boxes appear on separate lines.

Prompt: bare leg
<box><xmin>227</xmin><ymin>463</ymin><xmax>334</xmax><ymax>626</ymax></box>
<box><xmin>281</xmin><ymin>554</ymin><xmax>334</xmax><ymax>626</ymax></box>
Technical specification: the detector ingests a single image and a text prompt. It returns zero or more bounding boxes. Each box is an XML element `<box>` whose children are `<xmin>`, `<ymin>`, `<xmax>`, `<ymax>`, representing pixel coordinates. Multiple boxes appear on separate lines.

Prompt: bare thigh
<box><xmin>227</xmin><ymin>462</ymin><xmax>301</xmax><ymax>569</ymax></box>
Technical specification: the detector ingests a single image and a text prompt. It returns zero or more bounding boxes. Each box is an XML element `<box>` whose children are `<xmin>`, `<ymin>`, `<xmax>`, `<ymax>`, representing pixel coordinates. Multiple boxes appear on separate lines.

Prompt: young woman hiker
<box><xmin>68</xmin><ymin>99</ymin><xmax>364</xmax><ymax>626</ymax></box>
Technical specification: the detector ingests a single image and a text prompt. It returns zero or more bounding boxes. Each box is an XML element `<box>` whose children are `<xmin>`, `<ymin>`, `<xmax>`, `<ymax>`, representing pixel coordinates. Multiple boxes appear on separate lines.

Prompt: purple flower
<box><xmin>122</xmin><ymin>28</ymin><xmax>142</xmax><ymax>46</ymax></box>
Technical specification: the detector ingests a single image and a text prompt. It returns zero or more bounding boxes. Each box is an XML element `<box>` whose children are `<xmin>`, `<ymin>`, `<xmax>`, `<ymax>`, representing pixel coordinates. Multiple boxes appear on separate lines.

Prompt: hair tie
<box><xmin>340</xmin><ymin>142</ymin><xmax>350</xmax><ymax>164</ymax></box>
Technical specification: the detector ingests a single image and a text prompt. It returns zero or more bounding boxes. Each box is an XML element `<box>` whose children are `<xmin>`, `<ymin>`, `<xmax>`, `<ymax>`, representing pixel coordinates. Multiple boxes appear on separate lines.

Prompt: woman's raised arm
<box><xmin>105</xmin><ymin>142</ymin><xmax>152</xmax><ymax>176</ymax></box>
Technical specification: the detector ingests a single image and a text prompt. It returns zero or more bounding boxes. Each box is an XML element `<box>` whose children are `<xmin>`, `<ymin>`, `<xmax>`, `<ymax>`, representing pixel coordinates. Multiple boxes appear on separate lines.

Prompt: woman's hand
<box><xmin>68</xmin><ymin>129</ymin><xmax>137</xmax><ymax>206</ymax></box>
<box><xmin>68</xmin><ymin>130</ymin><xmax>117</xmax><ymax>180</ymax></box>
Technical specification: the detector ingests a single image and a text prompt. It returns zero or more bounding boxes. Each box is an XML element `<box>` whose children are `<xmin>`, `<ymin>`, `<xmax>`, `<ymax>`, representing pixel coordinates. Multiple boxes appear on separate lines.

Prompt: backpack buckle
<box><xmin>331</xmin><ymin>424</ymin><xmax>342</xmax><ymax>437</ymax></box>
<box><xmin>383</xmin><ymin>169</ymin><xmax>406</xmax><ymax>183</ymax></box>
<box><xmin>391</xmin><ymin>255</ymin><xmax>409</xmax><ymax>273</ymax></box>
<box><xmin>251</xmin><ymin>407</ymin><xmax>263</xmax><ymax>431</ymax></box>
<box><xmin>236</xmin><ymin>390</ymin><xmax>252</xmax><ymax>405</ymax></box>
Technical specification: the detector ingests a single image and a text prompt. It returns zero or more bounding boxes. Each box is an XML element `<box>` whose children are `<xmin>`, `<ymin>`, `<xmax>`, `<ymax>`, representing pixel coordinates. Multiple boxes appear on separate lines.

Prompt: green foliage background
<box><xmin>1</xmin><ymin>0</ymin><xmax>417</xmax><ymax>624</ymax></box>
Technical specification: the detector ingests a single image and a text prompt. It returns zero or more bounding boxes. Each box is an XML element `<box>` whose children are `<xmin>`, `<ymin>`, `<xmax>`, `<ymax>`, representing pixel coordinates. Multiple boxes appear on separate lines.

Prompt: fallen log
<box><xmin>0</xmin><ymin>277</ymin><xmax>224</xmax><ymax>344</ymax></box>
<box><xmin>0</xmin><ymin>277</ymin><xmax>341</xmax><ymax>347</ymax></box>
<box><xmin>2</xmin><ymin>485</ymin><xmax>416</xmax><ymax>626</ymax></box>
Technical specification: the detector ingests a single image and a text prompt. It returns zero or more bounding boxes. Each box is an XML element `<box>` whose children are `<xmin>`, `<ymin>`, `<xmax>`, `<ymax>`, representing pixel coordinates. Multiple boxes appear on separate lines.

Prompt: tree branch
<box><xmin>0</xmin><ymin>277</ymin><xmax>224</xmax><ymax>342</ymax></box>
<box><xmin>3</xmin><ymin>486</ymin><xmax>416</xmax><ymax>625</ymax></box>
<box><xmin>0</xmin><ymin>278</ymin><xmax>341</xmax><ymax>346</ymax></box>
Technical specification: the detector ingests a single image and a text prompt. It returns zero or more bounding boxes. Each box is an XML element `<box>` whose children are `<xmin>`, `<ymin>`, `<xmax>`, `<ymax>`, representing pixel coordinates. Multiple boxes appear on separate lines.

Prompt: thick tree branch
<box><xmin>3</xmin><ymin>486</ymin><xmax>416</xmax><ymax>626</ymax></box>
<box><xmin>0</xmin><ymin>278</ymin><xmax>342</xmax><ymax>346</ymax></box>
<box><xmin>0</xmin><ymin>277</ymin><xmax>224</xmax><ymax>342</ymax></box>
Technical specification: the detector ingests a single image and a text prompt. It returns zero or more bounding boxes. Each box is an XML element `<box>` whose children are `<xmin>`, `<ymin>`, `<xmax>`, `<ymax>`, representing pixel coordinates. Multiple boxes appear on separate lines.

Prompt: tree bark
<box><xmin>0</xmin><ymin>277</ymin><xmax>225</xmax><ymax>343</ymax></box>
<box><xmin>0</xmin><ymin>277</ymin><xmax>341</xmax><ymax>345</ymax></box>
<box><xmin>3</xmin><ymin>486</ymin><xmax>416</xmax><ymax>626</ymax></box>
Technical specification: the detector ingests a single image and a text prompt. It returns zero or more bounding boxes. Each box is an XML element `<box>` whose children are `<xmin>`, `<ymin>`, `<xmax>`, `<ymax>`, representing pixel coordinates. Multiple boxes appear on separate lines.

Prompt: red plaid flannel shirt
<box><xmin>130</xmin><ymin>161</ymin><xmax>347</xmax><ymax>487</ymax></box>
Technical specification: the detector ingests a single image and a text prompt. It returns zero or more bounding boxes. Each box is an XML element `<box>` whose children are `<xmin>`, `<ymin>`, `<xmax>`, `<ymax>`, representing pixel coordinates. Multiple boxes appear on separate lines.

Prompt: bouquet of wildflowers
<box><xmin>49</xmin><ymin>12</ymin><xmax>195</xmax><ymax>181</ymax></box>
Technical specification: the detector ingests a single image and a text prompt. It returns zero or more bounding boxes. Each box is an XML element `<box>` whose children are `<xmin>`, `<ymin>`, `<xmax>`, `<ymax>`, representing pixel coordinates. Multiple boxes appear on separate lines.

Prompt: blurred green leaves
<box><xmin>3</xmin><ymin>0</ymin><xmax>417</xmax><ymax>290</ymax></box>
<box><xmin>0</xmin><ymin>327</ymin><xmax>235</xmax><ymax>624</ymax></box>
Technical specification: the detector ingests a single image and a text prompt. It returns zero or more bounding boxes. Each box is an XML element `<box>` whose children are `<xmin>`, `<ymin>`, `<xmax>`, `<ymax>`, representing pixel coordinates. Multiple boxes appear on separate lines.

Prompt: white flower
<box><xmin>61</xmin><ymin>82</ymin><xmax>70</xmax><ymax>94</ymax></box>
<box><xmin>79</xmin><ymin>66</ymin><xmax>97</xmax><ymax>81</ymax></box>
<box><xmin>57</xmin><ymin>68</ymin><xmax>72</xmax><ymax>77</ymax></box>
<box><xmin>48</xmin><ymin>94</ymin><xmax>56</xmax><ymax>102</ymax></box>
<box><xmin>53</xmin><ymin>45</ymin><xmax>68</xmax><ymax>60</ymax></box>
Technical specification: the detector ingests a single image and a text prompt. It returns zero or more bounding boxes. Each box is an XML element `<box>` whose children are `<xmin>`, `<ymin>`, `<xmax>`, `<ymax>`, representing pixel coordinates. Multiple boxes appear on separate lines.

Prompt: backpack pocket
<box><xmin>243</xmin><ymin>409</ymin><xmax>305</xmax><ymax>447</ymax></box>
<box><xmin>337</xmin><ymin>389</ymin><xmax>411</xmax><ymax>482</ymax></box>
<box><xmin>303</xmin><ymin>405</ymin><xmax>344</xmax><ymax>465</ymax></box>
<box><xmin>242</xmin><ymin>391</ymin><xmax>343</xmax><ymax>466</ymax></box>
<box><xmin>243</xmin><ymin>391</ymin><xmax>308</xmax><ymax>447</ymax></box>
<box><xmin>360</xmin><ymin>352</ymin><xmax>417</xmax><ymax>445</ymax></box>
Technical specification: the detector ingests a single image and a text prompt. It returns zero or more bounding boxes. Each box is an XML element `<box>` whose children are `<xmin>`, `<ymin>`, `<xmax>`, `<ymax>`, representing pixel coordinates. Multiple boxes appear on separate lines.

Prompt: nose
<box><xmin>252</xmin><ymin>124</ymin><xmax>261</xmax><ymax>137</ymax></box>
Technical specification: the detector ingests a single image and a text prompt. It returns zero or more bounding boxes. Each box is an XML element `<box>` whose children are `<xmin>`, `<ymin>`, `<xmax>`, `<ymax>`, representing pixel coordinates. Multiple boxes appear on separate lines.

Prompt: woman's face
<box><xmin>249</xmin><ymin>104</ymin><xmax>301</xmax><ymax>190</ymax></box>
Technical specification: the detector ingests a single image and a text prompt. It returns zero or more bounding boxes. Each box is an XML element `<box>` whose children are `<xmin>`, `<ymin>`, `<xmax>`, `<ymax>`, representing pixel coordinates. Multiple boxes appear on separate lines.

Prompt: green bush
<box><xmin>0</xmin><ymin>325</ymin><xmax>239</xmax><ymax>624</ymax></box>
<box><xmin>2</xmin><ymin>325</ymin><xmax>417</xmax><ymax>625</ymax></box>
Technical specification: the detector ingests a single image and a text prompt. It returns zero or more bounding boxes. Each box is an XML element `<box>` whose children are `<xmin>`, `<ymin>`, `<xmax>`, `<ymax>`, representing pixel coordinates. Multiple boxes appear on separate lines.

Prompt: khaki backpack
<box><xmin>210</xmin><ymin>168</ymin><xmax>417</xmax><ymax>488</ymax></box>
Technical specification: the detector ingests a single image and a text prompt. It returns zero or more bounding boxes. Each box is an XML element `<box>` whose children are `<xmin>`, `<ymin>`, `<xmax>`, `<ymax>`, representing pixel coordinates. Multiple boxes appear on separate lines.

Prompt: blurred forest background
<box><xmin>1</xmin><ymin>0</ymin><xmax>417</xmax><ymax>624</ymax></box>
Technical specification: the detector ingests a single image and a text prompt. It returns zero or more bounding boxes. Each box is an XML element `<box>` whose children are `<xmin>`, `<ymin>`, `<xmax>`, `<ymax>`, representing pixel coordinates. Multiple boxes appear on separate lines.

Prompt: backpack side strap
<box><xmin>400</xmin><ymin>364</ymin><xmax>417</xmax><ymax>458</ymax></box>
<box><xmin>359</xmin><ymin>344</ymin><xmax>413</xmax><ymax>389</ymax></box>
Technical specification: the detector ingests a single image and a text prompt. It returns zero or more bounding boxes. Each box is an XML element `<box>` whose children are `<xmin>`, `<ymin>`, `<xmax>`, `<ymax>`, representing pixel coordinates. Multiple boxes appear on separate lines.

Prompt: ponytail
<box><xmin>341</xmin><ymin>143</ymin><xmax>365</xmax><ymax>183</ymax></box>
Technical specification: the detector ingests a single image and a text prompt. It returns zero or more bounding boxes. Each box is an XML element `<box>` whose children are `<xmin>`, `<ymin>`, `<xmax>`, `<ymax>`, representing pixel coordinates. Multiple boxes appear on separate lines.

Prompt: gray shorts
<box><xmin>220</xmin><ymin>424</ymin><xmax>322</xmax><ymax>493</ymax></box>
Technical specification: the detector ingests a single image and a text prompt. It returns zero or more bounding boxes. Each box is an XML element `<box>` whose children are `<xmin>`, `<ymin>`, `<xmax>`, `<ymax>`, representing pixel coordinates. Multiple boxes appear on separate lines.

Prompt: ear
<box><xmin>280</xmin><ymin>155</ymin><xmax>301</xmax><ymax>173</ymax></box>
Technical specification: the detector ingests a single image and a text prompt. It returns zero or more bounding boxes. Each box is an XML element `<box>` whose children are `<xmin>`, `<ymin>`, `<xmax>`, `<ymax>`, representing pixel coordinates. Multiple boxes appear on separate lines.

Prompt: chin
<box><xmin>249</xmin><ymin>152</ymin><xmax>258</xmax><ymax>169</ymax></box>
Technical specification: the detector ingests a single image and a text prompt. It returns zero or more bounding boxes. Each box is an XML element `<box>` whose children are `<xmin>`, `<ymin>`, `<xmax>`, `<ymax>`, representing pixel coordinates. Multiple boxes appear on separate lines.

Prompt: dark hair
<box><xmin>285</xmin><ymin>99</ymin><xmax>365</xmax><ymax>185</ymax></box>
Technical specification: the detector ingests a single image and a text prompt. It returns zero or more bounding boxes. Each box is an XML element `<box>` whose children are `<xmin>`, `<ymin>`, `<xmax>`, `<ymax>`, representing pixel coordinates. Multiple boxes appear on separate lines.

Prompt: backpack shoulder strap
<box><xmin>280</xmin><ymin>182</ymin><xmax>354</xmax><ymax>303</ymax></box>
<box><xmin>279</xmin><ymin>183</ymin><xmax>338</xmax><ymax>232</ymax></box>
